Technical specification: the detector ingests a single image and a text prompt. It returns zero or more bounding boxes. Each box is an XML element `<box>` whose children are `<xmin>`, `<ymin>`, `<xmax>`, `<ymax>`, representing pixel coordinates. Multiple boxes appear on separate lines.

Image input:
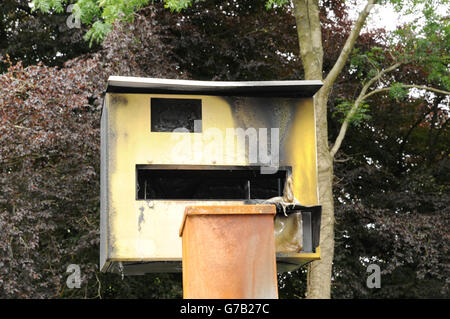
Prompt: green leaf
<box><xmin>265</xmin><ymin>0</ymin><xmax>289</xmax><ymax>10</ymax></box>
<box><xmin>333</xmin><ymin>99</ymin><xmax>372</xmax><ymax>127</ymax></box>
<box><xmin>164</xmin><ymin>0</ymin><xmax>195</xmax><ymax>12</ymax></box>
<box><xmin>389</xmin><ymin>83</ymin><xmax>407</xmax><ymax>100</ymax></box>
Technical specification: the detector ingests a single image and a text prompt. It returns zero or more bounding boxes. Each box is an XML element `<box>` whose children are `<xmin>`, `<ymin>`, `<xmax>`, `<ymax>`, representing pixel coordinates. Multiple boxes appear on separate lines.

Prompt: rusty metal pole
<box><xmin>179</xmin><ymin>205</ymin><xmax>278</xmax><ymax>299</ymax></box>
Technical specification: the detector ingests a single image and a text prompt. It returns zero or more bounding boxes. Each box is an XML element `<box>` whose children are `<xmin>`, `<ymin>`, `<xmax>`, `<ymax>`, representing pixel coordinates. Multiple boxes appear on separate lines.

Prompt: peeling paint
<box><xmin>138</xmin><ymin>206</ymin><xmax>145</xmax><ymax>232</ymax></box>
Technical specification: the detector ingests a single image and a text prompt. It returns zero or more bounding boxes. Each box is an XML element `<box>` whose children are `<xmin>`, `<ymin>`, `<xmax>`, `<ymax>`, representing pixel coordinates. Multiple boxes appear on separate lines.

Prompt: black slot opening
<box><xmin>151</xmin><ymin>98</ymin><xmax>202</xmax><ymax>132</ymax></box>
<box><xmin>136</xmin><ymin>166</ymin><xmax>288</xmax><ymax>200</ymax></box>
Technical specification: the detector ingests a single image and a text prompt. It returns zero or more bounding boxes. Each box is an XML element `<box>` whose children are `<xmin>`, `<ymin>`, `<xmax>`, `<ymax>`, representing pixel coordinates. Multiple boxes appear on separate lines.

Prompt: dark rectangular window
<box><xmin>151</xmin><ymin>98</ymin><xmax>202</xmax><ymax>132</ymax></box>
<box><xmin>136</xmin><ymin>166</ymin><xmax>289</xmax><ymax>200</ymax></box>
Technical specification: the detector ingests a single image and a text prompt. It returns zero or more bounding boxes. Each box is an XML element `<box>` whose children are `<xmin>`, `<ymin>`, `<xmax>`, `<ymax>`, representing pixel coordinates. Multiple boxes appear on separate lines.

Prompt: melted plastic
<box><xmin>274</xmin><ymin>212</ymin><xmax>302</xmax><ymax>253</ymax></box>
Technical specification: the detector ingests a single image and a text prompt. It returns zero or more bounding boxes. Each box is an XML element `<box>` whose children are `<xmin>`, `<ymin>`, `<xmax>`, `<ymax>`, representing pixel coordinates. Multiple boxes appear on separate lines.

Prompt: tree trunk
<box><xmin>293</xmin><ymin>0</ymin><xmax>376</xmax><ymax>299</ymax></box>
<box><xmin>306</xmin><ymin>89</ymin><xmax>334</xmax><ymax>299</ymax></box>
<box><xmin>293</xmin><ymin>0</ymin><xmax>323</xmax><ymax>80</ymax></box>
<box><xmin>293</xmin><ymin>0</ymin><xmax>334</xmax><ymax>299</ymax></box>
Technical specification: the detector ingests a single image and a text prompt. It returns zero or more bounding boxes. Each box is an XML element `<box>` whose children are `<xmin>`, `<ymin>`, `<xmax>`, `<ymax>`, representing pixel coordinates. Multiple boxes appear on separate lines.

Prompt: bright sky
<box><xmin>367</xmin><ymin>5</ymin><xmax>406</xmax><ymax>31</ymax></box>
<box><xmin>349</xmin><ymin>1</ymin><xmax>449</xmax><ymax>32</ymax></box>
<box><xmin>348</xmin><ymin>2</ymin><xmax>413</xmax><ymax>31</ymax></box>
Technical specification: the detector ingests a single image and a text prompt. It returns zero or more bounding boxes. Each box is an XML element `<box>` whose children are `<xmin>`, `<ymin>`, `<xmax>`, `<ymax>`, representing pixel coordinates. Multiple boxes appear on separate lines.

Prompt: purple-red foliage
<box><xmin>0</xmin><ymin>4</ymin><xmax>184</xmax><ymax>298</ymax></box>
<box><xmin>0</xmin><ymin>56</ymin><xmax>104</xmax><ymax>297</ymax></box>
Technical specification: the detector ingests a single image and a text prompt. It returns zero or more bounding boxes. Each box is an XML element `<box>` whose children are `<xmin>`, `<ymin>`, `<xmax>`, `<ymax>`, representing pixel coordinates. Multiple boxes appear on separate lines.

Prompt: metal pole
<box><xmin>179</xmin><ymin>205</ymin><xmax>278</xmax><ymax>299</ymax></box>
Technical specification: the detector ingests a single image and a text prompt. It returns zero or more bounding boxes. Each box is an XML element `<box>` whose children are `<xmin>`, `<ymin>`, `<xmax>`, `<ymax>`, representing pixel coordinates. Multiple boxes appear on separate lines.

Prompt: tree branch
<box><xmin>322</xmin><ymin>0</ymin><xmax>376</xmax><ymax>93</ymax></box>
<box><xmin>329</xmin><ymin>62</ymin><xmax>402</xmax><ymax>157</ymax></box>
<box><xmin>361</xmin><ymin>84</ymin><xmax>450</xmax><ymax>101</ymax></box>
<box><xmin>396</xmin><ymin>108</ymin><xmax>433</xmax><ymax>173</ymax></box>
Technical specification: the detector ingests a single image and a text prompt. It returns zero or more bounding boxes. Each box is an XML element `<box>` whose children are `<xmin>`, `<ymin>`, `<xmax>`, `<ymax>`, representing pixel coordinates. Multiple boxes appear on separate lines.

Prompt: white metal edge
<box><xmin>107</xmin><ymin>76</ymin><xmax>323</xmax><ymax>89</ymax></box>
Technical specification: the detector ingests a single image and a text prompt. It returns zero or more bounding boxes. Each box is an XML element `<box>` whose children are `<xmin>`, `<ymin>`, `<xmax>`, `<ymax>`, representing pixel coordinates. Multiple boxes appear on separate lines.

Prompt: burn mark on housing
<box><xmin>110</xmin><ymin>94</ymin><xmax>128</xmax><ymax>106</ymax></box>
<box><xmin>223</xmin><ymin>96</ymin><xmax>296</xmax><ymax>164</ymax></box>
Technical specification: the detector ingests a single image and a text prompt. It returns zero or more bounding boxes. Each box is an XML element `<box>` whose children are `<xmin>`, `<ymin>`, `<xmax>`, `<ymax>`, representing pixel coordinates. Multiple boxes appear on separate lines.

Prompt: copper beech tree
<box><xmin>0</xmin><ymin>6</ymin><xmax>184</xmax><ymax>297</ymax></box>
